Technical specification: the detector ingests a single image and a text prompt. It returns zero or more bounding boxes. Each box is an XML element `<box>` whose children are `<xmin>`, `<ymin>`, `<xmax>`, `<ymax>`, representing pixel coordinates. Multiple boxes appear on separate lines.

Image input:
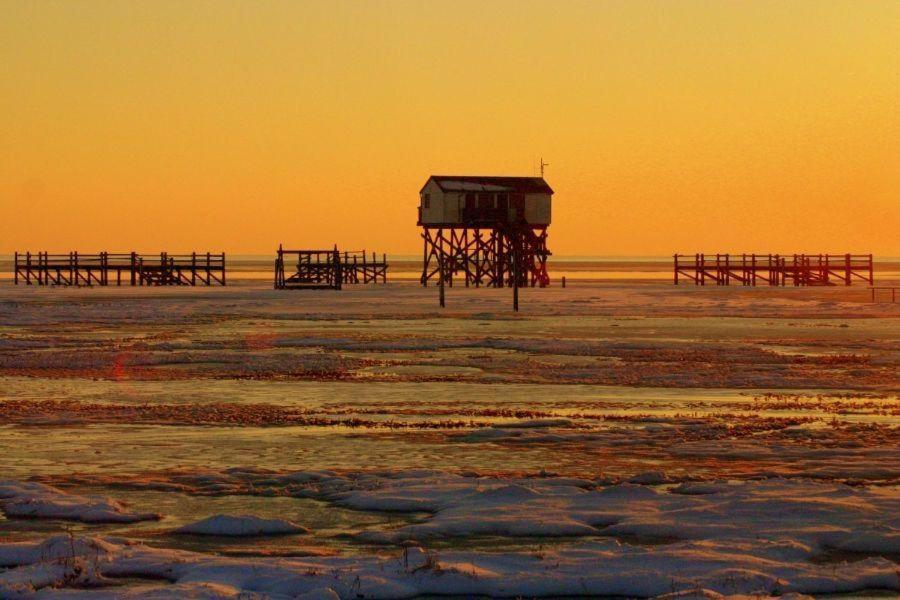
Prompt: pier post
<box><xmin>513</xmin><ymin>240</ymin><xmax>520</xmax><ymax>312</ymax></box>
<box><xmin>439</xmin><ymin>254</ymin><xmax>445</xmax><ymax>308</ymax></box>
<box><xmin>867</xmin><ymin>254</ymin><xmax>874</xmax><ymax>285</ymax></box>
<box><xmin>333</xmin><ymin>246</ymin><xmax>342</xmax><ymax>290</ymax></box>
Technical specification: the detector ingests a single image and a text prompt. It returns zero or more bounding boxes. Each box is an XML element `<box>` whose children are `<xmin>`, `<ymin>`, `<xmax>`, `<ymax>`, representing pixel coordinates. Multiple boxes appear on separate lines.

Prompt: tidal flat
<box><xmin>0</xmin><ymin>281</ymin><xmax>897</xmax><ymax>598</ymax></box>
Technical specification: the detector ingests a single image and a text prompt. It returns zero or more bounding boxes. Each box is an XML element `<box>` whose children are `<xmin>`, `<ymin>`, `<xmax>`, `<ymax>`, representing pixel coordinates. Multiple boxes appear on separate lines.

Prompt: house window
<box><xmin>465</xmin><ymin>193</ymin><xmax>476</xmax><ymax>209</ymax></box>
<box><xmin>496</xmin><ymin>193</ymin><xmax>508</xmax><ymax>210</ymax></box>
<box><xmin>511</xmin><ymin>193</ymin><xmax>525</xmax><ymax>209</ymax></box>
<box><xmin>478</xmin><ymin>192</ymin><xmax>493</xmax><ymax>209</ymax></box>
<box><xmin>422</xmin><ymin>193</ymin><xmax>430</xmax><ymax>209</ymax></box>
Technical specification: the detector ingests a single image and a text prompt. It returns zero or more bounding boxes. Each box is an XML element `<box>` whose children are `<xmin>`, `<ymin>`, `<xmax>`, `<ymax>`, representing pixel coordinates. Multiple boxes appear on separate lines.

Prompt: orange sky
<box><xmin>1</xmin><ymin>1</ymin><xmax>898</xmax><ymax>256</ymax></box>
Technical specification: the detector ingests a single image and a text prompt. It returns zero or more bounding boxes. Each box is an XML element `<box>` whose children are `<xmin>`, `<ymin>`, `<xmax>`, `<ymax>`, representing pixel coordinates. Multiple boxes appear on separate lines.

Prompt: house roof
<box><xmin>423</xmin><ymin>176</ymin><xmax>553</xmax><ymax>195</ymax></box>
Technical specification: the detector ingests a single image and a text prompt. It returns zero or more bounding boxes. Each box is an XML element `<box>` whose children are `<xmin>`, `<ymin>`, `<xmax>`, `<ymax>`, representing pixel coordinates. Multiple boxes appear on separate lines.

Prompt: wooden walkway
<box><xmin>274</xmin><ymin>246</ymin><xmax>387</xmax><ymax>290</ymax></box>
<box><xmin>674</xmin><ymin>254</ymin><xmax>873</xmax><ymax>286</ymax></box>
<box><xmin>14</xmin><ymin>251</ymin><xmax>226</xmax><ymax>286</ymax></box>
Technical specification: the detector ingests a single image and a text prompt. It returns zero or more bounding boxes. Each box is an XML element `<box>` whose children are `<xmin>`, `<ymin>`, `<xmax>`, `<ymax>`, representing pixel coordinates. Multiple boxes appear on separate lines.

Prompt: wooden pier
<box><xmin>274</xmin><ymin>245</ymin><xmax>387</xmax><ymax>290</ymax></box>
<box><xmin>674</xmin><ymin>253</ymin><xmax>873</xmax><ymax>286</ymax></box>
<box><xmin>14</xmin><ymin>251</ymin><xmax>226</xmax><ymax>286</ymax></box>
<box><xmin>339</xmin><ymin>250</ymin><xmax>389</xmax><ymax>284</ymax></box>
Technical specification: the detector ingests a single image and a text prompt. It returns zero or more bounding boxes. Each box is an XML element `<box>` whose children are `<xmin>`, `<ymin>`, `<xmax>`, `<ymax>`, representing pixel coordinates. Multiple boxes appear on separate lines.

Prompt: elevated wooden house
<box><xmin>418</xmin><ymin>175</ymin><xmax>553</xmax><ymax>289</ymax></box>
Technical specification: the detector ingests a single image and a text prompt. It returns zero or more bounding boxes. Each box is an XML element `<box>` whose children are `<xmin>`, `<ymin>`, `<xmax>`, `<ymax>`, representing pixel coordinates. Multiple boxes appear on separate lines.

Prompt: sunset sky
<box><xmin>1</xmin><ymin>1</ymin><xmax>898</xmax><ymax>256</ymax></box>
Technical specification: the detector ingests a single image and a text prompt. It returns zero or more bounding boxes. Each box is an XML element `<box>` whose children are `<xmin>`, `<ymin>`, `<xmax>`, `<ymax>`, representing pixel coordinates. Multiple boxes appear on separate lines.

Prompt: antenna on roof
<box><xmin>540</xmin><ymin>157</ymin><xmax>549</xmax><ymax>178</ymax></box>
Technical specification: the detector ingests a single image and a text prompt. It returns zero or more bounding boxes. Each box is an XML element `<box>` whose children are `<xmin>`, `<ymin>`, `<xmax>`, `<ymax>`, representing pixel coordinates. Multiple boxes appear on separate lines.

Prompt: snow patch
<box><xmin>174</xmin><ymin>514</ymin><xmax>309</xmax><ymax>536</ymax></box>
<box><xmin>0</xmin><ymin>481</ymin><xmax>160</xmax><ymax>523</ymax></box>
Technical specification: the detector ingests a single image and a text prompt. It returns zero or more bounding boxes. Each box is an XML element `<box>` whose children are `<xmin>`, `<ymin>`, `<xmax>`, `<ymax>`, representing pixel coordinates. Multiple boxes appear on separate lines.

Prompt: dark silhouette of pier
<box><xmin>14</xmin><ymin>251</ymin><xmax>226</xmax><ymax>286</ymax></box>
<box><xmin>274</xmin><ymin>245</ymin><xmax>387</xmax><ymax>290</ymax></box>
<box><xmin>674</xmin><ymin>253</ymin><xmax>873</xmax><ymax>286</ymax></box>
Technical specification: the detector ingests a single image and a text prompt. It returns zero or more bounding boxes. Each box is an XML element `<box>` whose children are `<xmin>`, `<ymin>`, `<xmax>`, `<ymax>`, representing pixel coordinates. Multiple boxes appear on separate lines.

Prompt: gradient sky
<box><xmin>1</xmin><ymin>1</ymin><xmax>898</xmax><ymax>255</ymax></box>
